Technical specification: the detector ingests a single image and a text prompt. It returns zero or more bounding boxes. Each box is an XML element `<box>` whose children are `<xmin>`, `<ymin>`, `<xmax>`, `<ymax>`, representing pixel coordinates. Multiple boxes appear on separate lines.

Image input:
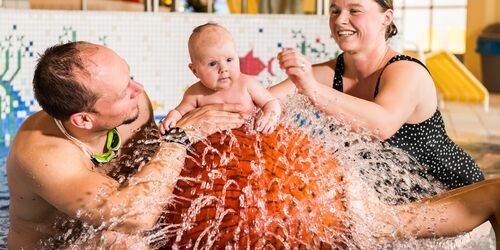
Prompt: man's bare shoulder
<box><xmin>8</xmin><ymin>111</ymin><xmax>92</xmax><ymax>190</ymax></box>
<box><xmin>10</xmin><ymin>111</ymin><xmax>89</xmax><ymax>158</ymax></box>
<box><xmin>6</xmin><ymin>112</ymin><xmax>120</xmax><ymax>249</ymax></box>
<box><xmin>7</xmin><ymin>111</ymin><xmax>94</xmax><ymax>229</ymax></box>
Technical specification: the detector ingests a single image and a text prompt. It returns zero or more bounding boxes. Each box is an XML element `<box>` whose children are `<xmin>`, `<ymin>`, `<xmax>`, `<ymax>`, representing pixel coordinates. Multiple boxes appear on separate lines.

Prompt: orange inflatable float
<box><xmin>155</xmin><ymin>126</ymin><xmax>347</xmax><ymax>249</ymax></box>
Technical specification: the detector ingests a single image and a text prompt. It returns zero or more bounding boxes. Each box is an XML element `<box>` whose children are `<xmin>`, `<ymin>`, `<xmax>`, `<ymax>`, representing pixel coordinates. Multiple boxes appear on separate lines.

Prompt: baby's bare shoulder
<box><xmin>238</xmin><ymin>74</ymin><xmax>262</xmax><ymax>89</ymax></box>
<box><xmin>239</xmin><ymin>73</ymin><xmax>258</xmax><ymax>82</ymax></box>
<box><xmin>186</xmin><ymin>81</ymin><xmax>210</xmax><ymax>94</ymax></box>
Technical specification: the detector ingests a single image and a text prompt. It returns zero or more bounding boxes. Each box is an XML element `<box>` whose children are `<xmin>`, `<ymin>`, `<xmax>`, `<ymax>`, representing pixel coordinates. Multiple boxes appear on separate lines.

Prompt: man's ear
<box><xmin>69</xmin><ymin>112</ymin><xmax>94</xmax><ymax>130</ymax></box>
<box><xmin>188</xmin><ymin>63</ymin><xmax>198</xmax><ymax>77</ymax></box>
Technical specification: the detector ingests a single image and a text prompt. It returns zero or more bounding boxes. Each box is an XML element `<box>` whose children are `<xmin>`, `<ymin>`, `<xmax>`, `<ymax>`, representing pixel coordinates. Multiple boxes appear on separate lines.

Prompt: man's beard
<box><xmin>122</xmin><ymin>106</ymin><xmax>140</xmax><ymax>125</ymax></box>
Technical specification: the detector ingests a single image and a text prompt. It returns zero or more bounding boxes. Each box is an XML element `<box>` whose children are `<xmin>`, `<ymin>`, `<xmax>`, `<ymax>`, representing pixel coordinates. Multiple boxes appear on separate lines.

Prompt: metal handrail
<box><xmin>143</xmin><ymin>0</ymin><xmax>159</xmax><ymax>12</ymax></box>
<box><xmin>241</xmin><ymin>0</ymin><xmax>246</xmax><ymax>13</ymax></box>
<box><xmin>154</xmin><ymin>0</ymin><xmax>159</xmax><ymax>12</ymax></box>
<box><xmin>207</xmin><ymin>0</ymin><xmax>212</xmax><ymax>13</ymax></box>
<box><xmin>316</xmin><ymin>0</ymin><xmax>331</xmax><ymax>15</ymax></box>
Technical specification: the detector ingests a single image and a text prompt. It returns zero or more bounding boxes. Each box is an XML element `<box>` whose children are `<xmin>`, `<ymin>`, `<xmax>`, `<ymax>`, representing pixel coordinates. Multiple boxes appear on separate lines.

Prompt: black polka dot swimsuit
<box><xmin>333</xmin><ymin>53</ymin><xmax>485</xmax><ymax>189</ymax></box>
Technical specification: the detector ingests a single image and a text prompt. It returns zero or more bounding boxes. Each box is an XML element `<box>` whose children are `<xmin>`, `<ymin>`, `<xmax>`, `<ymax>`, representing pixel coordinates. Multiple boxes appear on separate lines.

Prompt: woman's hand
<box><xmin>277</xmin><ymin>48</ymin><xmax>319</xmax><ymax>101</ymax></box>
<box><xmin>175</xmin><ymin>103</ymin><xmax>248</xmax><ymax>143</ymax></box>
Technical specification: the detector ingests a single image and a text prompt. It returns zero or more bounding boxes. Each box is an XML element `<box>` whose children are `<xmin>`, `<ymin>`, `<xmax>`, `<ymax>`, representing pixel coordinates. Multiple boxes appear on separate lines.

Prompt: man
<box><xmin>7</xmin><ymin>41</ymin><xmax>246</xmax><ymax>248</ymax></box>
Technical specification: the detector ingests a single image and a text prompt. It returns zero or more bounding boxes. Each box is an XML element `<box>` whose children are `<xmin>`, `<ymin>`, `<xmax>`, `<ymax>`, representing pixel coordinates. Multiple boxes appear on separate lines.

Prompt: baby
<box><xmin>160</xmin><ymin>22</ymin><xmax>281</xmax><ymax>135</ymax></box>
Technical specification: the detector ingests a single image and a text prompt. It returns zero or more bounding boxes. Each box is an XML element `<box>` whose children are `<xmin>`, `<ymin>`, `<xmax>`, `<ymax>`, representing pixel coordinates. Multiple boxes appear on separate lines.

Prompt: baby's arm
<box><xmin>159</xmin><ymin>86</ymin><xmax>199</xmax><ymax>134</ymax></box>
<box><xmin>258</xmin><ymin>98</ymin><xmax>281</xmax><ymax>134</ymax></box>
<box><xmin>246</xmin><ymin>76</ymin><xmax>282</xmax><ymax>135</ymax></box>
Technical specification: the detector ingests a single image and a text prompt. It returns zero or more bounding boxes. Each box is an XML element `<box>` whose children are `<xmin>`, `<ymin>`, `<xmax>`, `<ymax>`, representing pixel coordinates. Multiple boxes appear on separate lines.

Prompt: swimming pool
<box><xmin>0</xmin><ymin>143</ymin><xmax>496</xmax><ymax>248</ymax></box>
<box><xmin>0</xmin><ymin>101</ymin><xmax>496</xmax><ymax>248</ymax></box>
<box><xmin>0</xmin><ymin>158</ymin><xmax>9</xmax><ymax>248</ymax></box>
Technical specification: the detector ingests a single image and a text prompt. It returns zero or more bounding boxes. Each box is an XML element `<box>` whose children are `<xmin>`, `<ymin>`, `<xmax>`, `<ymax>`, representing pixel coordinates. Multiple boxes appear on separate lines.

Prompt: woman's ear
<box><xmin>69</xmin><ymin>112</ymin><xmax>94</xmax><ymax>130</ymax></box>
<box><xmin>383</xmin><ymin>8</ymin><xmax>394</xmax><ymax>26</ymax></box>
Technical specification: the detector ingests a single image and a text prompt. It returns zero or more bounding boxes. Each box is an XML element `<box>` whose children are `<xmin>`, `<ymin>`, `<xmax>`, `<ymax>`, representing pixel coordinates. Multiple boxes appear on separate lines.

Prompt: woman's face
<box><xmin>329</xmin><ymin>0</ymin><xmax>392</xmax><ymax>52</ymax></box>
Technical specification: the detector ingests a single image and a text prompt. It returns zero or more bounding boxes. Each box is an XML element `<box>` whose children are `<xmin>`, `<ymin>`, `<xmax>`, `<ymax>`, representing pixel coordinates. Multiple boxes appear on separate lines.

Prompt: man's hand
<box><xmin>176</xmin><ymin>103</ymin><xmax>248</xmax><ymax>143</ymax></box>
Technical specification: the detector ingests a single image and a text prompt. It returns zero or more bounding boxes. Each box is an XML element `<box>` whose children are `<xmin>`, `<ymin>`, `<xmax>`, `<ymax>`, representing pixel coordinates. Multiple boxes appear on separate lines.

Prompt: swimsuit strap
<box><xmin>374</xmin><ymin>54</ymin><xmax>429</xmax><ymax>98</ymax></box>
<box><xmin>333</xmin><ymin>53</ymin><xmax>429</xmax><ymax>98</ymax></box>
<box><xmin>332</xmin><ymin>53</ymin><xmax>345</xmax><ymax>92</ymax></box>
<box><xmin>54</xmin><ymin>118</ymin><xmax>94</xmax><ymax>159</ymax></box>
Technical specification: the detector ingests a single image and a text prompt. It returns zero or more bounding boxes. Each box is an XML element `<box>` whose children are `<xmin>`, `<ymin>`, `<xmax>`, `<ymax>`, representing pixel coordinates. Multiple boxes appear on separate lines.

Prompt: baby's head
<box><xmin>188</xmin><ymin>22</ymin><xmax>241</xmax><ymax>91</ymax></box>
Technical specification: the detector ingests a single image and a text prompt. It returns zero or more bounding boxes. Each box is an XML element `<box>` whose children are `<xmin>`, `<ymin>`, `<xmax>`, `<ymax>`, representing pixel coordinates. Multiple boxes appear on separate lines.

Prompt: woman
<box><xmin>271</xmin><ymin>0</ymin><xmax>484</xmax><ymax>190</ymax></box>
<box><xmin>394</xmin><ymin>178</ymin><xmax>499</xmax><ymax>247</ymax></box>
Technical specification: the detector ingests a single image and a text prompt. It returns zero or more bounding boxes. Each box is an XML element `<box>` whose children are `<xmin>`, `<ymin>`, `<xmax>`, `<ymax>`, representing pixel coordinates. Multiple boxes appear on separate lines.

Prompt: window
<box><xmin>394</xmin><ymin>0</ymin><xmax>467</xmax><ymax>54</ymax></box>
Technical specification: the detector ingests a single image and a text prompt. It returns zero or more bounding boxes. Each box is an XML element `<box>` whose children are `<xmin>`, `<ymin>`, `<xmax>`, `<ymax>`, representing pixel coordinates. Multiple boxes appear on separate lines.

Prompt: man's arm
<box><xmin>176</xmin><ymin>103</ymin><xmax>248</xmax><ymax>143</ymax></box>
<box><xmin>28</xmin><ymin>103</ymin><xmax>246</xmax><ymax>234</ymax></box>
<box><xmin>22</xmin><ymin>140</ymin><xmax>184</xmax><ymax>234</ymax></box>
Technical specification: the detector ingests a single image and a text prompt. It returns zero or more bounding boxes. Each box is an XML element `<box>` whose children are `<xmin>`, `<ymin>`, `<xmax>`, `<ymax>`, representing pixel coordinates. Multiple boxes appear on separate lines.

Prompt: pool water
<box><xmin>0</xmin><ymin>158</ymin><xmax>9</xmax><ymax>248</ymax></box>
<box><xmin>0</xmin><ymin>104</ymin><xmax>497</xmax><ymax>248</ymax></box>
<box><xmin>0</xmin><ymin>149</ymin><xmax>496</xmax><ymax>248</ymax></box>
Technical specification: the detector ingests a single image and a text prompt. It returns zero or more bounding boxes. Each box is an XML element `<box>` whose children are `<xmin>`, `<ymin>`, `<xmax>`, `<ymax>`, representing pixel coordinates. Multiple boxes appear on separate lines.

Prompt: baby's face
<box><xmin>190</xmin><ymin>32</ymin><xmax>241</xmax><ymax>91</ymax></box>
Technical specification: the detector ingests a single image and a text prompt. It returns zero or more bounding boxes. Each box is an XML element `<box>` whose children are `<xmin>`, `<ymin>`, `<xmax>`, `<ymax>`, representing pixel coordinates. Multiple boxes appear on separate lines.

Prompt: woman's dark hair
<box><xmin>375</xmin><ymin>0</ymin><xmax>398</xmax><ymax>40</ymax></box>
<box><xmin>33</xmin><ymin>41</ymin><xmax>99</xmax><ymax>121</ymax></box>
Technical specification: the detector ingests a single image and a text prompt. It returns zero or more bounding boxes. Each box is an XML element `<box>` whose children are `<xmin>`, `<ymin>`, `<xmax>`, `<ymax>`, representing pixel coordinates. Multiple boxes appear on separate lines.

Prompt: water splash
<box><xmin>149</xmin><ymin>125</ymin><xmax>346</xmax><ymax>248</ymax></box>
<box><xmin>45</xmin><ymin>95</ymin><xmax>494</xmax><ymax>249</ymax></box>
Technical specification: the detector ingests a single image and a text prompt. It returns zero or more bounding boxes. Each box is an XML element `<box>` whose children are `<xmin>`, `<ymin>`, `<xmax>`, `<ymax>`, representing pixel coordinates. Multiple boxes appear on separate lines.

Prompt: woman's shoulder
<box><xmin>383</xmin><ymin>55</ymin><xmax>430</xmax><ymax>78</ymax></box>
<box><xmin>314</xmin><ymin>58</ymin><xmax>337</xmax><ymax>69</ymax></box>
<box><xmin>379</xmin><ymin>54</ymin><xmax>435</xmax><ymax>96</ymax></box>
<box><xmin>312</xmin><ymin>58</ymin><xmax>337</xmax><ymax>85</ymax></box>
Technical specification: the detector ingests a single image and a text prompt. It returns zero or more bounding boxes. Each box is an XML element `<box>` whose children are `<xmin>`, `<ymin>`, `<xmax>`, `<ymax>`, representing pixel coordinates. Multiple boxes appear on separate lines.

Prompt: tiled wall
<box><xmin>0</xmin><ymin>9</ymin><xmax>344</xmax><ymax>154</ymax></box>
<box><xmin>2</xmin><ymin>0</ymin><xmax>30</xmax><ymax>9</ymax></box>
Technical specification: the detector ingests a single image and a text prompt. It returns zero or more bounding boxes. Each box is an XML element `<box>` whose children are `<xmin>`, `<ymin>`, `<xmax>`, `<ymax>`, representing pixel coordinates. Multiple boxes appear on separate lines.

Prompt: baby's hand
<box><xmin>255</xmin><ymin>109</ymin><xmax>280</xmax><ymax>135</ymax></box>
<box><xmin>159</xmin><ymin>110</ymin><xmax>182</xmax><ymax>134</ymax></box>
